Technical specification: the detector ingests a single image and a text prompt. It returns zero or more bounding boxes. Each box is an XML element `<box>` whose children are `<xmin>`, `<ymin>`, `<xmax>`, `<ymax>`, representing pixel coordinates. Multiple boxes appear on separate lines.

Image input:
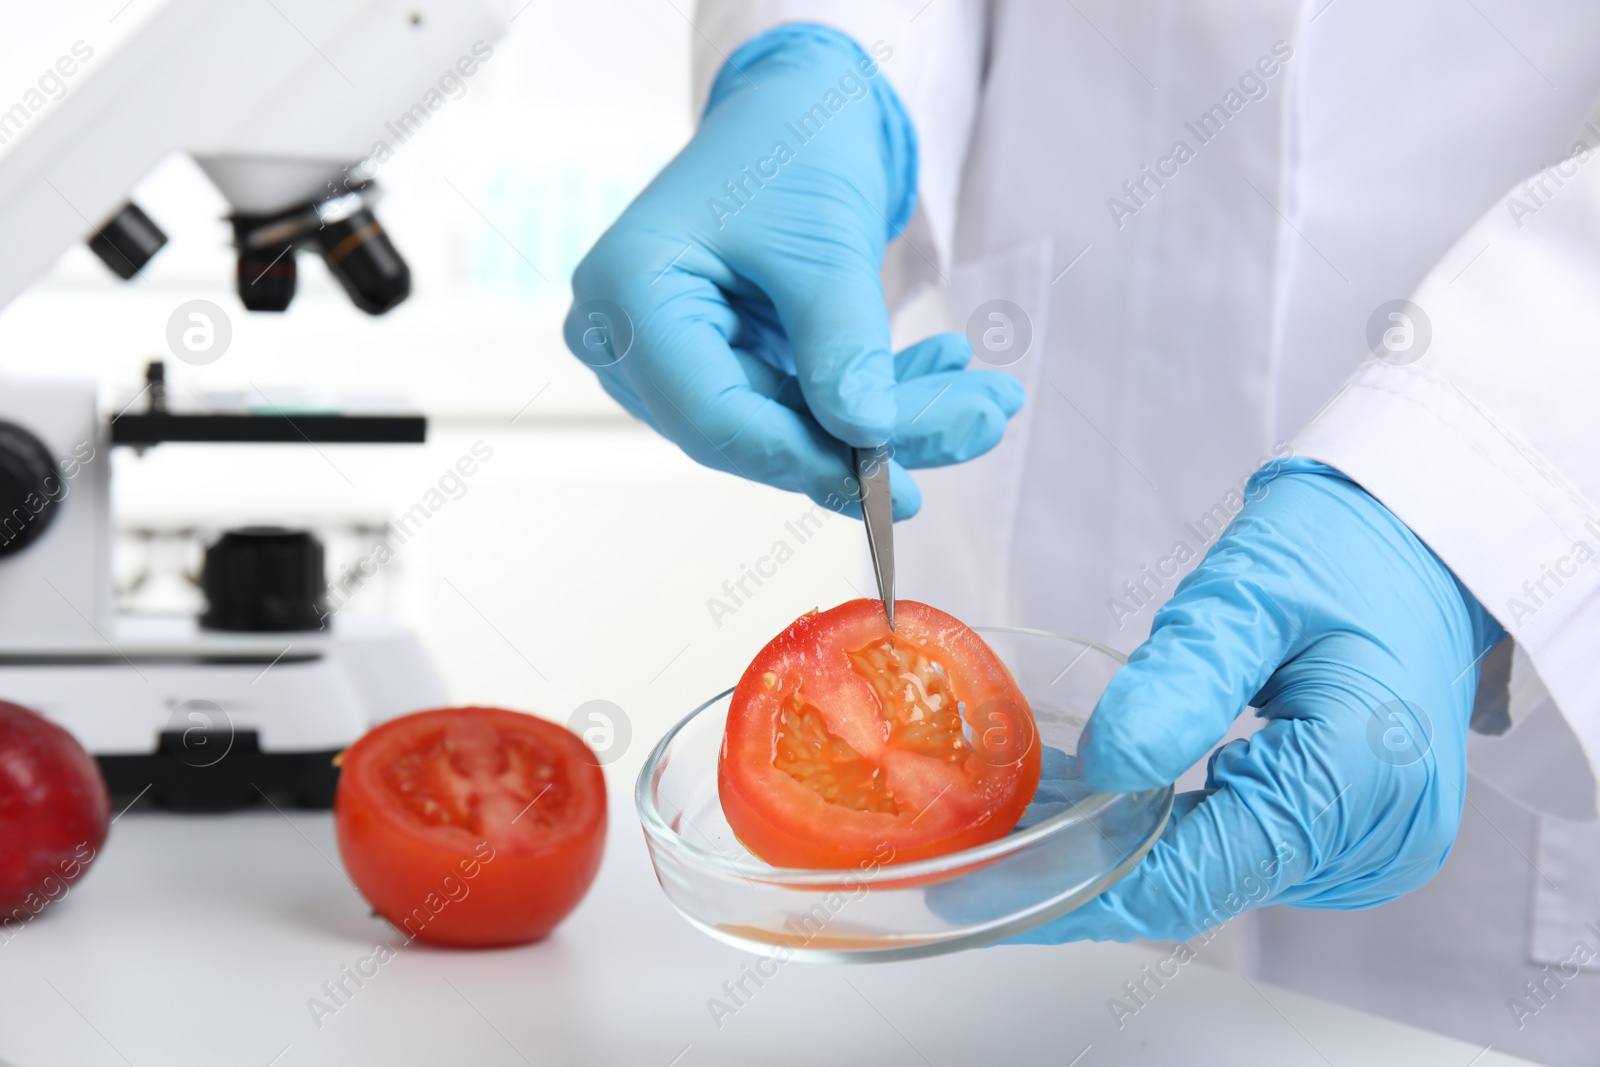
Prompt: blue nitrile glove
<box><xmin>1010</xmin><ymin>459</ymin><xmax>1507</xmax><ymax>944</ymax></box>
<box><xmin>1015</xmin><ymin>746</ymin><xmax>1087</xmax><ymax>831</ymax></box>
<box><xmin>564</xmin><ymin>25</ymin><xmax>1024</xmax><ymax>519</ymax></box>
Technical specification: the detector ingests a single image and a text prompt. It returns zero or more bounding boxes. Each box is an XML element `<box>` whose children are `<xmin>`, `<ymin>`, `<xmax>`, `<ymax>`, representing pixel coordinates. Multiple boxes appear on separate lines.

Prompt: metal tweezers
<box><xmin>853</xmin><ymin>446</ymin><xmax>895</xmax><ymax>631</ymax></box>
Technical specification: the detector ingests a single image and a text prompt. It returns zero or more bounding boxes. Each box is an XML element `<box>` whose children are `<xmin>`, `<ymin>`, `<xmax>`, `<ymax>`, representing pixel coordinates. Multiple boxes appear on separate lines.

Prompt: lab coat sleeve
<box><xmin>1293</xmin><ymin>146</ymin><xmax>1600</xmax><ymax>810</ymax></box>
<box><xmin>689</xmin><ymin>0</ymin><xmax>987</xmax><ymax>274</ymax></box>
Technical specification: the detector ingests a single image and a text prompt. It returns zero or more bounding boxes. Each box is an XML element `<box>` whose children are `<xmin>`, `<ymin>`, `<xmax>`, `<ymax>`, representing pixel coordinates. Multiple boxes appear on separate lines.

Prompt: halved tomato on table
<box><xmin>335</xmin><ymin>707</ymin><xmax>606</xmax><ymax>948</ymax></box>
<box><xmin>719</xmin><ymin>600</ymin><xmax>1039</xmax><ymax>869</ymax></box>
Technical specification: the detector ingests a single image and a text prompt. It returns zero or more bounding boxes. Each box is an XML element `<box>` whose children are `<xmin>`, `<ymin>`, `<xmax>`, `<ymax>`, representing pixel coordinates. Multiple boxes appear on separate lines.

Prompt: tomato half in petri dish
<box><xmin>334</xmin><ymin>707</ymin><xmax>606</xmax><ymax>948</ymax></box>
<box><xmin>719</xmin><ymin>600</ymin><xmax>1040</xmax><ymax>869</ymax></box>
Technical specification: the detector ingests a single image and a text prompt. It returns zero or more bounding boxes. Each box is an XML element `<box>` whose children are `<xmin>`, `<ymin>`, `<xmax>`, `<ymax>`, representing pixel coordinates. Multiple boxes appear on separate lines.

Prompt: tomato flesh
<box><xmin>377</xmin><ymin>719</ymin><xmax>572</xmax><ymax>835</ymax></box>
<box><xmin>335</xmin><ymin>707</ymin><xmax>606</xmax><ymax>948</ymax></box>
<box><xmin>720</xmin><ymin>600</ymin><xmax>1039</xmax><ymax>869</ymax></box>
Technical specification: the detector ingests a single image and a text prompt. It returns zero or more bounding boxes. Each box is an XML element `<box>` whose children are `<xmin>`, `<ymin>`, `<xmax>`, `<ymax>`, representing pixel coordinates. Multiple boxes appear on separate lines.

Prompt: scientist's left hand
<box><xmin>1012</xmin><ymin>459</ymin><xmax>1506</xmax><ymax>944</ymax></box>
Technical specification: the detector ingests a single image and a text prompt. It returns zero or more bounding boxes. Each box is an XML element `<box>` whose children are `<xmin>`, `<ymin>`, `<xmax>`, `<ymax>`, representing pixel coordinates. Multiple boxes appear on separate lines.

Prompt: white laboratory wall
<box><xmin>0</xmin><ymin>0</ymin><xmax>868</xmax><ymax>785</ymax></box>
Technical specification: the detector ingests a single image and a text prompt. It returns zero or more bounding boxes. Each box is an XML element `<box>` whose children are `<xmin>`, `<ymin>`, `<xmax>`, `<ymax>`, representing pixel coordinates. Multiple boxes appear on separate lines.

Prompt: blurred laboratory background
<box><xmin>0</xmin><ymin>1</ymin><xmax>867</xmax><ymax>787</ymax></box>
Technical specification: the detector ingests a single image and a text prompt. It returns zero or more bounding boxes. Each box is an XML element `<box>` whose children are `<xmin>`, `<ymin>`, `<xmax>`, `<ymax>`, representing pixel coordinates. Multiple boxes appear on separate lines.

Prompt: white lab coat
<box><xmin>691</xmin><ymin>2</ymin><xmax>1600</xmax><ymax>1061</ymax></box>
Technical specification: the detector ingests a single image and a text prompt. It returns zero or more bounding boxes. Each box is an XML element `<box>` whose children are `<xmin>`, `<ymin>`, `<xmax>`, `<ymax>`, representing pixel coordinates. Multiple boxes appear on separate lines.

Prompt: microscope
<box><xmin>0</xmin><ymin>0</ymin><xmax>513</xmax><ymax>809</ymax></box>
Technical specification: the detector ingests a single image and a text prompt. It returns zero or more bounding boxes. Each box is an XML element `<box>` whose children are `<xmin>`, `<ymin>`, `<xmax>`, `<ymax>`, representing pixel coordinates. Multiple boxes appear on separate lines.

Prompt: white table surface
<box><xmin>0</xmin><ymin>797</ymin><xmax>1539</xmax><ymax>1067</ymax></box>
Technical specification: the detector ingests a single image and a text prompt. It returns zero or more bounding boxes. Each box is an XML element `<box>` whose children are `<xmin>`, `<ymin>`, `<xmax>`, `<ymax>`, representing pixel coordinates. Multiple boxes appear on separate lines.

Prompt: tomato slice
<box><xmin>334</xmin><ymin>707</ymin><xmax>606</xmax><ymax>947</ymax></box>
<box><xmin>719</xmin><ymin>600</ymin><xmax>1040</xmax><ymax>869</ymax></box>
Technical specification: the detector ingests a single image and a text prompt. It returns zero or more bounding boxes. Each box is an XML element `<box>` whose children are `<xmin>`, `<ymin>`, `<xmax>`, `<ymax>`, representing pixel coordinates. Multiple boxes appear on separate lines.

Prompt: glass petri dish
<box><xmin>635</xmin><ymin>627</ymin><xmax>1172</xmax><ymax>963</ymax></box>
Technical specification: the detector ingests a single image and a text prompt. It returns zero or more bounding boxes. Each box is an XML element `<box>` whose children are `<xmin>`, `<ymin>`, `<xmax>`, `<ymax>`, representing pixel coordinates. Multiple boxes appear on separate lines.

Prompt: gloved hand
<box><xmin>1011</xmin><ymin>459</ymin><xmax>1506</xmax><ymax>944</ymax></box>
<box><xmin>565</xmin><ymin>25</ymin><xmax>1024</xmax><ymax>519</ymax></box>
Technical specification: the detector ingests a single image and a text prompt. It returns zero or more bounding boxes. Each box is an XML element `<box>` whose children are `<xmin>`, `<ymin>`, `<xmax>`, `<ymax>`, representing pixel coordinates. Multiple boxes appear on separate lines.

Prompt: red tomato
<box><xmin>0</xmin><ymin>701</ymin><xmax>109</xmax><ymax>916</ymax></box>
<box><xmin>334</xmin><ymin>707</ymin><xmax>606</xmax><ymax>948</ymax></box>
<box><xmin>720</xmin><ymin>600</ymin><xmax>1040</xmax><ymax>869</ymax></box>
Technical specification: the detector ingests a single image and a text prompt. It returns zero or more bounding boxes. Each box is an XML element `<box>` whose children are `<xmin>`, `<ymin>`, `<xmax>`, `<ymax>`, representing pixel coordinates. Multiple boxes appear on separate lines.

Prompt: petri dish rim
<box><xmin>634</xmin><ymin>626</ymin><xmax>1159</xmax><ymax>889</ymax></box>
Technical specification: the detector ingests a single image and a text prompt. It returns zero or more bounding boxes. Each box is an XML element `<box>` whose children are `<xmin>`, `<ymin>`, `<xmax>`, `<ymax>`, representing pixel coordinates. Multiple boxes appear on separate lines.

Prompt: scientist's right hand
<box><xmin>564</xmin><ymin>24</ymin><xmax>1023</xmax><ymax>519</ymax></box>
